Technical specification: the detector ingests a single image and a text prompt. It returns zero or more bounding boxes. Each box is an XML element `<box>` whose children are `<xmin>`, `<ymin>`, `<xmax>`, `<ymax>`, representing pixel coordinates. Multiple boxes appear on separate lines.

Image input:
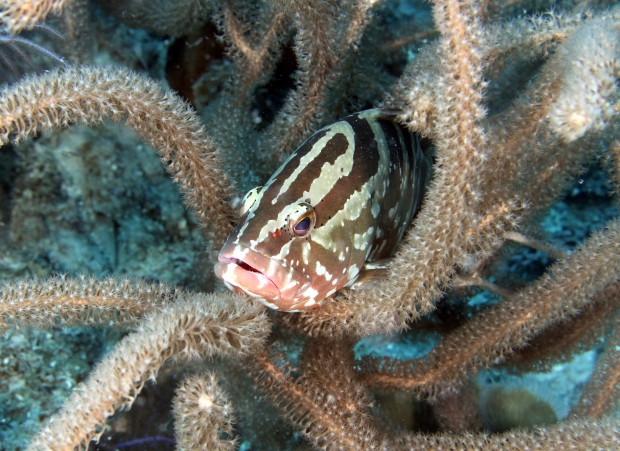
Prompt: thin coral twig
<box><xmin>0</xmin><ymin>0</ymin><xmax>69</xmax><ymax>33</ymax></box>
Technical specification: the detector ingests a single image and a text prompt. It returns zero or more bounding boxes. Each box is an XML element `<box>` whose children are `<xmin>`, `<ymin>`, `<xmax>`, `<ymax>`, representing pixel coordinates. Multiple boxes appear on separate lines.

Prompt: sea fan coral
<box><xmin>0</xmin><ymin>0</ymin><xmax>618</xmax><ymax>449</ymax></box>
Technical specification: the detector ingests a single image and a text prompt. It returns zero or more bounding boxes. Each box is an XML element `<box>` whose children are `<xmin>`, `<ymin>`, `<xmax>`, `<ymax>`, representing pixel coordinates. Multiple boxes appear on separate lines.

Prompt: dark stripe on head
<box><xmin>267</xmin><ymin>128</ymin><xmax>330</xmax><ymax>189</ymax></box>
<box><xmin>312</xmin><ymin>114</ymin><xmax>381</xmax><ymax>228</ymax></box>
<box><xmin>258</xmin><ymin>128</ymin><xmax>351</xmax><ymax>211</ymax></box>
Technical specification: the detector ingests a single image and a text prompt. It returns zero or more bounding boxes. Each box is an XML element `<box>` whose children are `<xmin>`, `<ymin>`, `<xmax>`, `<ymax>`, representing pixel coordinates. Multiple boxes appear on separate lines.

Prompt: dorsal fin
<box><xmin>374</xmin><ymin>108</ymin><xmax>405</xmax><ymax>122</ymax></box>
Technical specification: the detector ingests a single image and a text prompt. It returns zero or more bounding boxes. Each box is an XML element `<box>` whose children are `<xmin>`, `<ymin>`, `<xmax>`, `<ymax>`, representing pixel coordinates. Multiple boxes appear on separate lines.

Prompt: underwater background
<box><xmin>0</xmin><ymin>0</ymin><xmax>619</xmax><ymax>449</ymax></box>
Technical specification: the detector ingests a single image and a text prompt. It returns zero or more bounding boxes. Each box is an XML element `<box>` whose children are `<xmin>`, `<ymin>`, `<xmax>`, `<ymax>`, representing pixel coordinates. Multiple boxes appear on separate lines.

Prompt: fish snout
<box><xmin>215</xmin><ymin>243</ymin><xmax>311</xmax><ymax>311</ymax></box>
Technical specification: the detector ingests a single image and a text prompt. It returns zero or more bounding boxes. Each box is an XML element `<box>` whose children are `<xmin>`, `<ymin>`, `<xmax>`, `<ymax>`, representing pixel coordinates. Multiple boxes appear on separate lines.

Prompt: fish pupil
<box><xmin>295</xmin><ymin>217</ymin><xmax>311</xmax><ymax>233</ymax></box>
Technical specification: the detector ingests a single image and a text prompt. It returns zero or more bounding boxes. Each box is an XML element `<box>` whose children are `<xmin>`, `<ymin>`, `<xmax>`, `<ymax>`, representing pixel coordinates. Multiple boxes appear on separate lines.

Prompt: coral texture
<box><xmin>0</xmin><ymin>0</ymin><xmax>619</xmax><ymax>449</ymax></box>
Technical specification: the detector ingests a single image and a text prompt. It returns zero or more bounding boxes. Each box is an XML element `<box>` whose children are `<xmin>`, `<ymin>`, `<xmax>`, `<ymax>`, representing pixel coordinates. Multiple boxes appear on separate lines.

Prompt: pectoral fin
<box><xmin>349</xmin><ymin>259</ymin><xmax>391</xmax><ymax>289</ymax></box>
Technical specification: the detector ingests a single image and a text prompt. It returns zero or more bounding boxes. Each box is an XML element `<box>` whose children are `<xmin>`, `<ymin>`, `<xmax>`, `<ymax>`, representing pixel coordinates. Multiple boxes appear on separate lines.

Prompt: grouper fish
<box><xmin>215</xmin><ymin>109</ymin><xmax>432</xmax><ymax>312</ymax></box>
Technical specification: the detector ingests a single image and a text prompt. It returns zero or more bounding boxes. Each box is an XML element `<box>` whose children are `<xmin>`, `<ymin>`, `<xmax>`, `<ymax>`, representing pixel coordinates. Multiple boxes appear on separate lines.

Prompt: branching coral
<box><xmin>0</xmin><ymin>0</ymin><xmax>619</xmax><ymax>449</ymax></box>
<box><xmin>25</xmin><ymin>292</ymin><xmax>268</xmax><ymax>448</ymax></box>
<box><xmin>0</xmin><ymin>65</ymin><xmax>237</xmax><ymax>245</ymax></box>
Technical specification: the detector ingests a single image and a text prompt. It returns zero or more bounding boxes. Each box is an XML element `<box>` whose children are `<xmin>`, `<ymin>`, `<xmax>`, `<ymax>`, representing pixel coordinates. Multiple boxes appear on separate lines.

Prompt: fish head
<box><xmin>215</xmin><ymin>182</ymin><xmax>358</xmax><ymax>312</ymax></box>
<box><xmin>214</xmin><ymin>111</ymin><xmax>420</xmax><ymax>311</ymax></box>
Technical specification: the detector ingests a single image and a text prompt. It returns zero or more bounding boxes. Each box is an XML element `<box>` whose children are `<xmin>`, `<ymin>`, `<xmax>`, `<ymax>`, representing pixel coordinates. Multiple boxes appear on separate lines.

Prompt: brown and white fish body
<box><xmin>215</xmin><ymin>109</ymin><xmax>431</xmax><ymax>312</ymax></box>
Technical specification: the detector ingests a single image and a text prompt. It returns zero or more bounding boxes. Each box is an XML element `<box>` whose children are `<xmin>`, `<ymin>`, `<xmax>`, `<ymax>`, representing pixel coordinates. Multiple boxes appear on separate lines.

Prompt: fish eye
<box><xmin>240</xmin><ymin>186</ymin><xmax>261</xmax><ymax>216</ymax></box>
<box><xmin>288</xmin><ymin>202</ymin><xmax>316</xmax><ymax>238</ymax></box>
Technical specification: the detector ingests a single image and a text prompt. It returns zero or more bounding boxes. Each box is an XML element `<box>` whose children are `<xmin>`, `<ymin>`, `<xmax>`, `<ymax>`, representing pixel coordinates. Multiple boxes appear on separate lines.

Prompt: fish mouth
<box><xmin>222</xmin><ymin>257</ymin><xmax>267</xmax><ymax>278</ymax></box>
<box><xmin>214</xmin><ymin>244</ymin><xmax>311</xmax><ymax>311</ymax></box>
<box><xmin>215</xmin><ymin>256</ymin><xmax>280</xmax><ymax>302</ymax></box>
